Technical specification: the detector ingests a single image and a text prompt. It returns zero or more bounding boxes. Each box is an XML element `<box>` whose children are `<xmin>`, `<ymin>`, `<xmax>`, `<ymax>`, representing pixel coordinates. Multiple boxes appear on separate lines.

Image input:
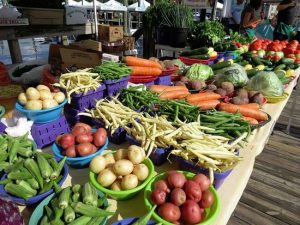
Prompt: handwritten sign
<box><xmin>0</xmin><ymin>18</ymin><xmax>29</xmax><ymax>26</ymax></box>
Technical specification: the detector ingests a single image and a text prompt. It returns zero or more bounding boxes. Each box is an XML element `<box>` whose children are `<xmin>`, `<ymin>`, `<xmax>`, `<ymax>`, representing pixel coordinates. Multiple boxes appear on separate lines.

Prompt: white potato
<box><xmin>97</xmin><ymin>168</ymin><xmax>117</xmax><ymax>187</ymax></box>
<box><xmin>113</xmin><ymin>159</ymin><xmax>134</xmax><ymax>176</ymax></box>
<box><xmin>133</xmin><ymin>164</ymin><xmax>149</xmax><ymax>181</ymax></box>
<box><xmin>90</xmin><ymin>155</ymin><xmax>106</xmax><ymax>174</ymax></box>
<box><xmin>18</xmin><ymin>92</ymin><xmax>27</xmax><ymax>105</ymax></box>
<box><xmin>36</xmin><ymin>84</ymin><xmax>50</xmax><ymax>92</ymax></box>
<box><xmin>26</xmin><ymin>87</ymin><xmax>40</xmax><ymax>100</ymax></box>
<box><xmin>128</xmin><ymin>145</ymin><xmax>145</xmax><ymax>164</ymax></box>
<box><xmin>104</xmin><ymin>153</ymin><xmax>115</xmax><ymax>167</ymax></box>
<box><xmin>39</xmin><ymin>90</ymin><xmax>53</xmax><ymax>100</ymax></box>
<box><xmin>111</xmin><ymin>179</ymin><xmax>122</xmax><ymax>191</ymax></box>
<box><xmin>25</xmin><ymin>100</ymin><xmax>42</xmax><ymax>110</ymax></box>
<box><xmin>53</xmin><ymin>92</ymin><xmax>65</xmax><ymax>104</ymax></box>
<box><xmin>121</xmin><ymin>174</ymin><xmax>138</xmax><ymax>190</ymax></box>
<box><xmin>114</xmin><ymin>149</ymin><xmax>128</xmax><ymax>161</ymax></box>
<box><xmin>42</xmin><ymin>99</ymin><xmax>58</xmax><ymax>109</ymax></box>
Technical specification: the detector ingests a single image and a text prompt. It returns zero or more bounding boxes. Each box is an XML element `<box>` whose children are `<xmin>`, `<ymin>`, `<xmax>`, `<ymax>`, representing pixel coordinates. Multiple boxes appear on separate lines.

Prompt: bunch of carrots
<box><xmin>124</xmin><ymin>56</ymin><xmax>162</xmax><ymax>77</ymax></box>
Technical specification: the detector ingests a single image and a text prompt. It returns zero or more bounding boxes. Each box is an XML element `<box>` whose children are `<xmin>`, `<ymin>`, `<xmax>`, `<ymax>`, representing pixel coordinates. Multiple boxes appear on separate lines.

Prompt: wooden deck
<box><xmin>228</xmin><ymin>92</ymin><xmax>300</xmax><ymax>225</ymax></box>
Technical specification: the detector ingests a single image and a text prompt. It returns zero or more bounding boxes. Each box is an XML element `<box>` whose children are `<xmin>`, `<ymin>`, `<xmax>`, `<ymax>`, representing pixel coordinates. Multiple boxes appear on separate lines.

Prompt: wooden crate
<box><xmin>98</xmin><ymin>24</ymin><xmax>124</xmax><ymax>42</ymax></box>
<box><xmin>19</xmin><ymin>7</ymin><xmax>64</xmax><ymax>25</ymax></box>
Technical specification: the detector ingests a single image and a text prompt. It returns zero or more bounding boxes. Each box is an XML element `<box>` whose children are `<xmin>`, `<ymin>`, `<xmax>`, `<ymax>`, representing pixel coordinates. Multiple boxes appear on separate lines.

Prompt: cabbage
<box><xmin>186</xmin><ymin>64</ymin><xmax>213</xmax><ymax>81</ymax></box>
<box><xmin>215</xmin><ymin>64</ymin><xmax>248</xmax><ymax>87</ymax></box>
<box><xmin>247</xmin><ymin>71</ymin><xmax>284</xmax><ymax>96</ymax></box>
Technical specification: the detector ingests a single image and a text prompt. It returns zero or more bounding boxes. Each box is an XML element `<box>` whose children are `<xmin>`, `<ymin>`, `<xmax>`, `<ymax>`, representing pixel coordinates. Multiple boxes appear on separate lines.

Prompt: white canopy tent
<box><xmin>128</xmin><ymin>0</ymin><xmax>150</xmax><ymax>12</ymax></box>
<box><xmin>100</xmin><ymin>0</ymin><xmax>127</xmax><ymax>11</ymax></box>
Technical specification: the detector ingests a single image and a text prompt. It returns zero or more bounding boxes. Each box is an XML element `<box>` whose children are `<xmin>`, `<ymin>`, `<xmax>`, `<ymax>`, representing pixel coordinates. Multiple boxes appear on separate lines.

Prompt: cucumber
<box><xmin>281</xmin><ymin>57</ymin><xmax>295</xmax><ymax>65</ymax></box>
<box><xmin>251</xmin><ymin>56</ymin><xmax>263</xmax><ymax>66</ymax></box>
<box><xmin>274</xmin><ymin>70</ymin><xmax>286</xmax><ymax>79</ymax></box>
<box><xmin>246</xmin><ymin>68</ymin><xmax>259</xmax><ymax>78</ymax></box>
<box><xmin>180</xmin><ymin>47</ymin><xmax>209</xmax><ymax>56</ymax></box>
<box><xmin>239</xmin><ymin>60</ymin><xmax>249</xmax><ymax>66</ymax></box>
<box><xmin>189</xmin><ymin>54</ymin><xmax>210</xmax><ymax>60</ymax></box>
<box><xmin>287</xmin><ymin>64</ymin><xmax>295</xmax><ymax>69</ymax></box>
<box><xmin>260</xmin><ymin>59</ymin><xmax>273</xmax><ymax>66</ymax></box>
<box><xmin>274</xmin><ymin>64</ymin><xmax>286</xmax><ymax>71</ymax></box>
<box><xmin>210</xmin><ymin>61</ymin><xmax>231</xmax><ymax>70</ymax></box>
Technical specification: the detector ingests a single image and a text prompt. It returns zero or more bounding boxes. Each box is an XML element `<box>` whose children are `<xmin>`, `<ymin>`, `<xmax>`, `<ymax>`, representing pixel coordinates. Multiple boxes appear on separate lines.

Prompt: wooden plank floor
<box><xmin>228</xmin><ymin>92</ymin><xmax>300</xmax><ymax>225</ymax></box>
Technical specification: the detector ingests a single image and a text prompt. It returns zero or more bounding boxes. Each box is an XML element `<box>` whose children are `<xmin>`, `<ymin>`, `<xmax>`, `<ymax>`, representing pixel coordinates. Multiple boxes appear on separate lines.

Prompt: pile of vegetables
<box><xmin>56</xmin><ymin>123</ymin><xmax>107</xmax><ymax>157</ymax></box>
<box><xmin>92</xmin><ymin>61</ymin><xmax>132</xmax><ymax>81</ymax></box>
<box><xmin>38</xmin><ymin>182</ymin><xmax>113</xmax><ymax>224</ymax></box>
<box><xmin>18</xmin><ymin>85</ymin><xmax>65</xmax><ymax>110</ymax></box>
<box><xmin>180</xmin><ymin>47</ymin><xmax>217</xmax><ymax>60</ymax></box>
<box><xmin>54</xmin><ymin>70</ymin><xmax>101</xmax><ymax>103</ymax></box>
<box><xmin>90</xmin><ymin>145</ymin><xmax>150</xmax><ymax>190</ymax></box>
<box><xmin>149</xmin><ymin>57</ymin><xmax>178</xmax><ymax>71</ymax></box>
<box><xmin>124</xmin><ymin>56</ymin><xmax>162</xmax><ymax>77</ymax></box>
<box><xmin>150</xmin><ymin>171</ymin><xmax>213</xmax><ymax>224</ymax></box>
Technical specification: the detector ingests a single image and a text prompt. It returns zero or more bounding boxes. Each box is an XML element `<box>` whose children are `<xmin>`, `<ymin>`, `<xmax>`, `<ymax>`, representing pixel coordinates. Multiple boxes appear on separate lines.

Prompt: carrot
<box><xmin>243</xmin><ymin>116</ymin><xmax>259</xmax><ymax>125</ymax></box>
<box><xmin>239</xmin><ymin>103</ymin><xmax>260</xmax><ymax>110</ymax></box>
<box><xmin>149</xmin><ymin>85</ymin><xmax>188</xmax><ymax>93</ymax></box>
<box><xmin>186</xmin><ymin>92</ymin><xmax>221</xmax><ymax>104</ymax></box>
<box><xmin>191</xmin><ymin>100</ymin><xmax>220</xmax><ymax>110</ymax></box>
<box><xmin>130</xmin><ymin>66</ymin><xmax>162</xmax><ymax>76</ymax></box>
<box><xmin>219</xmin><ymin>103</ymin><xmax>268</xmax><ymax>121</ymax></box>
<box><xmin>125</xmin><ymin>56</ymin><xmax>162</xmax><ymax>69</ymax></box>
<box><xmin>160</xmin><ymin>90</ymin><xmax>190</xmax><ymax>100</ymax></box>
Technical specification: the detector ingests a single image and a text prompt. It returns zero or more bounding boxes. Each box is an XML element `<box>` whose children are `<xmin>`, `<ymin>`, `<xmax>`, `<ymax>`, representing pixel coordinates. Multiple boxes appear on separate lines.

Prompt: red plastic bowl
<box><xmin>179</xmin><ymin>56</ymin><xmax>217</xmax><ymax>65</ymax></box>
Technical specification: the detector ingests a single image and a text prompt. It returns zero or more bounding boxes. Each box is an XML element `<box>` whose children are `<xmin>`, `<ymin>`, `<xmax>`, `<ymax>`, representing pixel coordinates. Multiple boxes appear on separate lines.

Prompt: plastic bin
<box><xmin>154</xmin><ymin>75</ymin><xmax>171</xmax><ymax>85</ymax></box>
<box><xmin>0</xmin><ymin>122</ymin><xmax>6</xmax><ymax>134</ymax></box>
<box><xmin>104</xmin><ymin>76</ymin><xmax>130</xmax><ymax>96</ymax></box>
<box><xmin>64</xmin><ymin>104</ymin><xmax>93</xmax><ymax>126</ymax></box>
<box><xmin>31</xmin><ymin>115</ymin><xmax>70</xmax><ymax>149</ymax></box>
<box><xmin>144</xmin><ymin>80</ymin><xmax>155</xmax><ymax>87</ymax></box>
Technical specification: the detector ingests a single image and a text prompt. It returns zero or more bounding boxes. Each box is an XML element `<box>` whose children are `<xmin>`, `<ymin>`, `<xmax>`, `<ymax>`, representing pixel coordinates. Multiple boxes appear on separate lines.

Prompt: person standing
<box><xmin>240</xmin><ymin>0</ymin><xmax>263</xmax><ymax>39</ymax></box>
<box><xmin>274</xmin><ymin>0</ymin><xmax>298</xmax><ymax>40</ymax></box>
<box><xmin>230</xmin><ymin>0</ymin><xmax>245</xmax><ymax>32</ymax></box>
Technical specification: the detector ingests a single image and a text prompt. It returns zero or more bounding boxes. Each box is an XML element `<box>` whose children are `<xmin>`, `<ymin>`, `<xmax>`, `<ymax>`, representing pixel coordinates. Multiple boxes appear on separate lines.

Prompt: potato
<box><xmin>127</xmin><ymin>145</ymin><xmax>145</xmax><ymax>164</ymax></box>
<box><xmin>53</xmin><ymin>92</ymin><xmax>65</xmax><ymax>104</ymax></box>
<box><xmin>104</xmin><ymin>153</ymin><xmax>115</xmax><ymax>167</ymax></box>
<box><xmin>121</xmin><ymin>174</ymin><xmax>138</xmax><ymax>190</ymax></box>
<box><xmin>26</xmin><ymin>87</ymin><xmax>40</xmax><ymax>100</ymax></box>
<box><xmin>39</xmin><ymin>90</ymin><xmax>53</xmax><ymax>100</ymax></box>
<box><xmin>25</xmin><ymin>100</ymin><xmax>42</xmax><ymax>110</ymax></box>
<box><xmin>114</xmin><ymin>149</ymin><xmax>128</xmax><ymax>161</ymax></box>
<box><xmin>133</xmin><ymin>164</ymin><xmax>149</xmax><ymax>181</ymax></box>
<box><xmin>36</xmin><ymin>85</ymin><xmax>50</xmax><ymax>92</ymax></box>
<box><xmin>18</xmin><ymin>92</ymin><xmax>27</xmax><ymax>105</ymax></box>
<box><xmin>113</xmin><ymin>159</ymin><xmax>133</xmax><ymax>176</ymax></box>
<box><xmin>42</xmin><ymin>99</ymin><xmax>58</xmax><ymax>109</ymax></box>
<box><xmin>90</xmin><ymin>155</ymin><xmax>106</xmax><ymax>174</ymax></box>
<box><xmin>111</xmin><ymin>179</ymin><xmax>122</xmax><ymax>191</ymax></box>
<box><xmin>97</xmin><ymin>168</ymin><xmax>117</xmax><ymax>187</ymax></box>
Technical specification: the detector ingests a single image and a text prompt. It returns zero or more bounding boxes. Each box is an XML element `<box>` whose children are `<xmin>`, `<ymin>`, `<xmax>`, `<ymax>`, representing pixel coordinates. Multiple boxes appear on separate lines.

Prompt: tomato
<box><xmin>286</xmin><ymin>54</ymin><xmax>296</xmax><ymax>59</ymax></box>
<box><xmin>295</xmin><ymin>59</ymin><xmax>300</xmax><ymax>63</ymax></box>
<box><xmin>297</xmin><ymin>45</ymin><xmax>300</xmax><ymax>50</ymax></box>
<box><xmin>294</xmin><ymin>50</ymin><xmax>300</xmax><ymax>55</ymax></box>
<box><xmin>273</xmin><ymin>55</ymin><xmax>281</xmax><ymax>61</ymax></box>
<box><xmin>286</xmin><ymin>44</ymin><xmax>297</xmax><ymax>50</ymax></box>
<box><xmin>283</xmin><ymin>48</ymin><xmax>295</xmax><ymax>56</ymax></box>
<box><xmin>290</xmin><ymin>40</ymin><xmax>299</xmax><ymax>46</ymax></box>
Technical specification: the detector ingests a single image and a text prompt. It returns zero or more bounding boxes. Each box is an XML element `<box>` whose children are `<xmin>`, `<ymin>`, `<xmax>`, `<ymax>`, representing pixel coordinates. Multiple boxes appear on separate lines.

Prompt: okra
<box><xmin>16</xmin><ymin>147</ymin><xmax>33</xmax><ymax>158</ymax></box>
<box><xmin>72</xmin><ymin>193</ymin><xmax>81</xmax><ymax>203</ymax></box>
<box><xmin>7</xmin><ymin>171</ymin><xmax>33</xmax><ymax>180</ymax></box>
<box><xmin>0</xmin><ymin>178</ymin><xmax>12</xmax><ymax>185</ymax></box>
<box><xmin>34</xmin><ymin>151</ymin><xmax>54</xmax><ymax>160</ymax></box>
<box><xmin>58</xmin><ymin>187</ymin><xmax>71</xmax><ymax>209</ymax></box>
<box><xmin>24</xmin><ymin>158</ymin><xmax>44</xmax><ymax>189</ymax></box>
<box><xmin>82</xmin><ymin>183</ymin><xmax>96</xmax><ymax>206</ymax></box>
<box><xmin>97</xmin><ymin>197</ymin><xmax>105</xmax><ymax>208</ymax></box>
<box><xmin>36</xmin><ymin>152</ymin><xmax>53</xmax><ymax>179</ymax></box>
<box><xmin>132</xmin><ymin>205</ymin><xmax>157</xmax><ymax>225</ymax></box>
<box><xmin>51</xmin><ymin>206</ymin><xmax>64</xmax><ymax>222</ymax></box>
<box><xmin>48</xmin><ymin>158</ymin><xmax>58</xmax><ymax>171</ymax></box>
<box><xmin>18</xmin><ymin>139</ymin><xmax>33</xmax><ymax>148</ymax></box>
<box><xmin>86</xmin><ymin>217</ymin><xmax>105</xmax><ymax>225</ymax></box>
<box><xmin>9</xmin><ymin>140</ymin><xmax>19</xmax><ymax>164</ymax></box>
<box><xmin>68</xmin><ymin>216</ymin><xmax>92</xmax><ymax>225</ymax></box>
<box><xmin>27</xmin><ymin>178</ymin><xmax>39</xmax><ymax>190</ymax></box>
<box><xmin>44</xmin><ymin>205</ymin><xmax>54</xmax><ymax>220</ymax></box>
<box><xmin>4</xmin><ymin>183</ymin><xmax>36</xmax><ymax>200</ymax></box>
<box><xmin>17</xmin><ymin>180</ymin><xmax>37</xmax><ymax>196</ymax></box>
<box><xmin>53</xmin><ymin>182</ymin><xmax>62</xmax><ymax>194</ymax></box>
<box><xmin>72</xmin><ymin>184</ymin><xmax>81</xmax><ymax>193</ymax></box>
<box><xmin>4</xmin><ymin>159</ymin><xmax>23</xmax><ymax>173</ymax></box>
<box><xmin>0</xmin><ymin>162</ymin><xmax>9</xmax><ymax>171</ymax></box>
<box><xmin>50</xmin><ymin>197</ymin><xmax>59</xmax><ymax>210</ymax></box>
<box><xmin>50</xmin><ymin>157</ymin><xmax>66</xmax><ymax>180</ymax></box>
<box><xmin>39</xmin><ymin>180</ymin><xmax>54</xmax><ymax>194</ymax></box>
<box><xmin>39</xmin><ymin>215</ymin><xmax>50</xmax><ymax>225</ymax></box>
<box><xmin>0</xmin><ymin>141</ymin><xmax>8</xmax><ymax>153</ymax></box>
<box><xmin>0</xmin><ymin>153</ymin><xmax>8</xmax><ymax>162</ymax></box>
<box><xmin>71</xmin><ymin>202</ymin><xmax>114</xmax><ymax>217</ymax></box>
<box><xmin>64</xmin><ymin>206</ymin><xmax>76</xmax><ymax>223</ymax></box>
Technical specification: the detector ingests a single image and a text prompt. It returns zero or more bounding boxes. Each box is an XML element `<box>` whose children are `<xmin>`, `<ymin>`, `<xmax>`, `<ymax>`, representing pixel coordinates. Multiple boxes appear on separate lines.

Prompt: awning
<box><xmin>100</xmin><ymin>0</ymin><xmax>127</xmax><ymax>11</ymax></box>
<box><xmin>128</xmin><ymin>0</ymin><xmax>150</xmax><ymax>12</ymax></box>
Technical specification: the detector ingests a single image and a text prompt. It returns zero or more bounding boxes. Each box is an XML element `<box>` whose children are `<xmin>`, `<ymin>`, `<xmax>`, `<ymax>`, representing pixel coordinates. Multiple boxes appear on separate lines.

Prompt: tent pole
<box><xmin>93</xmin><ymin>0</ymin><xmax>99</xmax><ymax>40</ymax></box>
<box><xmin>211</xmin><ymin>0</ymin><xmax>218</xmax><ymax>20</ymax></box>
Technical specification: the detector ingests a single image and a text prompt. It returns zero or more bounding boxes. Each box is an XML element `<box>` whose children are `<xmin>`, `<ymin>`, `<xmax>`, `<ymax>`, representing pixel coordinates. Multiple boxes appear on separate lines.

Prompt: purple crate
<box><xmin>69</xmin><ymin>85</ymin><xmax>106</xmax><ymax>111</ymax></box>
<box><xmin>144</xmin><ymin>81</ymin><xmax>155</xmax><ymax>87</ymax></box>
<box><xmin>154</xmin><ymin>75</ymin><xmax>171</xmax><ymax>85</ymax></box>
<box><xmin>217</xmin><ymin>52</ymin><xmax>226</xmax><ymax>59</ymax></box>
<box><xmin>93</xmin><ymin>118</ymin><xmax>126</xmax><ymax>145</ymax></box>
<box><xmin>31</xmin><ymin>115</ymin><xmax>70</xmax><ymax>149</ymax></box>
<box><xmin>104</xmin><ymin>76</ymin><xmax>130</xmax><ymax>96</ymax></box>
<box><xmin>170</xmin><ymin>154</ymin><xmax>233</xmax><ymax>189</ymax></box>
<box><xmin>0</xmin><ymin>122</ymin><xmax>6</xmax><ymax>134</ymax></box>
<box><xmin>64</xmin><ymin>105</ymin><xmax>93</xmax><ymax>127</ymax></box>
<box><xmin>125</xmin><ymin>134</ymin><xmax>171</xmax><ymax>166</ymax></box>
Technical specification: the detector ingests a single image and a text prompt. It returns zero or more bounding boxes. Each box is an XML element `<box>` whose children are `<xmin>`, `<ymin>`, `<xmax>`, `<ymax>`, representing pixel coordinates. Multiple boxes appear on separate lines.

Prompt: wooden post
<box><xmin>7</xmin><ymin>39</ymin><xmax>22</xmax><ymax>64</ymax></box>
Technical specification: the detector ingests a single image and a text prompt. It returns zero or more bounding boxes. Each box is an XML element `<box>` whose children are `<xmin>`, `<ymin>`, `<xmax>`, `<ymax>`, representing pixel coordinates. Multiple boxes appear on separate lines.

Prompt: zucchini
<box><xmin>180</xmin><ymin>47</ymin><xmax>209</xmax><ymax>56</ymax></box>
<box><xmin>68</xmin><ymin>216</ymin><xmax>92</xmax><ymax>225</ymax></box>
<box><xmin>24</xmin><ymin>158</ymin><xmax>44</xmax><ymax>189</ymax></box>
<box><xmin>210</xmin><ymin>61</ymin><xmax>231</xmax><ymax>70</ymax></box>
<box><xmin>64</xmin><ymin>206</ymin><xmax>76</xmax><ymax>223</ymax></box>
<box><xmin>58</xmin><ymin>187</ymin><xmax>71</xmax><ymax>209</ymax></box>
<box><xmin>36</xmin><ymin>152</ymin><xmax>53</xmax><ymax>179</ymax></box>
<box><xmin>239</xmin><ymin>60</ymin><xmax>249</xmax><ymax>66</ymax></box>
<box><xmin>251</xmin><ymin>56</ymin><xmax>263</xmax><ymax>66</ymax></box>
<box><xmin>274</xmin><ymin>64</ymin><xmax>286</xmax><ymax>71</ymax></box>
<box><xmin>71</xmin><ymin>202</ymin><xmax>113</xmax><ymax>217</ymax></box>
<box><xmin>246</xmin><ymin>68</ymin><xmax>259</xmax><ymax>78</ymax></box>
<box><xmin>260</xmin><ymin>59</ymin><xmax>273</xmax><ymax>66</ymax></box>
<box><xmin>281</xmin><ymin>57</ymin><xmax>295</xmax><ymax>65</ymax></box>
<box><xmin>189</xmin><ymin>54</ymin><xmax>210</xmax><ymax>60</ymax></box>
<box><xmin>4</xmin><ymin>183</ymin><xmax>36</xmax><ymax>199</ymax></box>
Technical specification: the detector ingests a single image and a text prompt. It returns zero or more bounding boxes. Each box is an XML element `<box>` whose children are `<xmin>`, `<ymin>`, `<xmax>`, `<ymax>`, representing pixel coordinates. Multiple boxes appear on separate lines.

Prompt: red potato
<box><xmin>192</xmin><ymin>174</ymin><xmax>211</xmax><ymax>191</ymax></box>
<box><xmin>181</xmin><ymin>200</ymin><xmax>202</xmax><ymax>225</ymax></box>
<box><xmin>170</xmin><ymin>188</ymin><xmax>186</xmax><ymax>206</ymax></box>
<box><xmin>74</xmin><ymin>123</ymin><xmax>92</xmax><ymax>133</ymax></box>
<box><xmin>76</xmin><ymin>143</ymin><xmax>94</xmax><ymax>156</ymax></box>
<box><xmin>72</xmin><ymin>126</ymin><xmax>87</xmax><ymax>136</ymax></box>
<box><xmin>184</xmin><ymin>180</ymin><xmax>202</xmax><ymax>202</ymax></box>
<box><xmin>60</xmin><ymin>134</ymin><xmax>75</xmax><ymax>149</ymax></box>
<box><xmin>199</xmin><ymin>190</ymin><xmax>214</xmax><ymax>209</ymax></box>
<box><xmin>93</xmin><ymin>128</ymin><xmax>107</xmax><ymax>147</ymax></box>
<box><xmin>151</xmin><ymin>189</ymin><xmax>167</xmax><ymax>205</ymax></box>
<box><xmin>158</xmin><ymin>203</ymin><xmax>181</xmax><ymax>222</ymax></box>
<box><xmin>65</xmin><ymin>146</ymin><xmax>76</xmax><ymax>157</ymax></box>
<box><xmin>76</xmin><ymin>134</ymin><xmax>93</xmax><ymax>143</ymax></box>
<box><xmin>167</xmin><ymin>172</ymin><xmax>186</xmax><ymax>189</ymax></box>
<box><xmin>154</xmin><ymin>180</ymin><xmax>170</xmax><ymax>193</ymax></box>
<box><xmin>91</xmin><ymin>144</ymin><xmax>98</xmax><ymax>154</ymax></box>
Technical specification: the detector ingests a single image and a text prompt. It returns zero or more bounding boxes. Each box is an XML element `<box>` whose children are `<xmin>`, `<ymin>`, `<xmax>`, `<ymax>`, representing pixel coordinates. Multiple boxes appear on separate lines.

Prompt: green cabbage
<box><xmin>186</xmin><ymin>64</ymin><xmax>213</xmax><ymax>81</ymax></box>
<box><xmin>247</xmin><ymin>71</ymin><xmax>284</xmax><ymax>96</ymax></box>
<box><xmin>215</xmin><ymin>64</ymin><xmax>248</xmax><ymax>87</ymax></box>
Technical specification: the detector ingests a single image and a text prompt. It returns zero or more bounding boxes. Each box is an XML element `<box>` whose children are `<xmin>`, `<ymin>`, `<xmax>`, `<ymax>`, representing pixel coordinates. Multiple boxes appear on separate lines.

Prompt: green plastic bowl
<box><xmin>0</xmin><ymin>105</ymin><xmax>5</xmax><ymax>118</ymax></box>
<box><xmin>144</xmin><ymin>171</ymin><xmax>221</xmax><ymax>225</ymax></box>
<box><xmin>90</xmin><ymin>158</ymin><xmax>155</xmax><ymax>201</ymax></box>
<box><xmin>29</xmin><ymin>189</ymin><xmax>109</xmax><ymax>225</ymax></box>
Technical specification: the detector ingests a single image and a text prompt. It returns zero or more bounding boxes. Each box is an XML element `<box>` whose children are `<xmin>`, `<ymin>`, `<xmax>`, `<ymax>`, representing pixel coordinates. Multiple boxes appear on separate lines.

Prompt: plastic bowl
<box><xmin>111</xmin><ymin>217</ymin><xmax>156</xmax><ymax>225</ymax></box>
<box><xmin>0</xmin><ymin>163</ymin><xmax>68</xmax><ymax>206</ymax></box>
<box><xmin>15</xmin><ymin>99</ymin><xmax>67</xmax><ymax>123</ymax></box>
<box><xmin>52</xmin><ymin>136</ymin><xmax>109</xmax><ymax>168</ymax></box>
<box><xmin>0</xmin><ymin>105</ymin><xmax>5</xmax><ymax>118</ymax></box>
<box><xmin>144</xmin><ymin>171</ymin><xmax>221</xmax><ymax>225</ymax></box>
<box><xmin>29</xmin><ymin>189</ymin><xmax>108</xmax><ymax>225</ymax></box>
<box><xmin>90</xmin><ymin>157</ymin><xmax>155</xmax><ymax>200</ymax></box>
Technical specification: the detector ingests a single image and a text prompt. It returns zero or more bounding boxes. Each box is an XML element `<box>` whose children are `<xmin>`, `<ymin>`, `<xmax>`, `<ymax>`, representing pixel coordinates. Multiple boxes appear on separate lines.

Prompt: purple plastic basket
<box><xmin>31</xmin><ymin>115</ymin><xmax>70</xmax><ymax>149</ymax></box>
<box><xmin>104</xmin><ymin>76</ymin><xmax>130</xmax><ymax>96</ymax></box>
<box><xmin>93</xmin><ymin>118</ymin><xmax>126</xmax><ymax>145</ymax></box>
<box><xmin>217</xmin><ymin>52</ymin><xmax>226</xmax><ymax>59</ymax></box>
<box><xmin>125</xmin><ymin>134</ymin><xmax>171</xmax><ymax>166</ymax></box>
<box><xmin>154</xmin><ymin>75</ymin><xmax>171</xmax><ymax>85</ymax></box>
<box><xmin>69</xmin><ymin>85</ymin><xmax>106</xmax><ymax>111</ymax></box>
<box><xmin>170</xmin><ymin>154</ymin><xmax>233</xmax><ymax>189</ymax></box>
<box><xmin>64</xmin><ymin>104</ymin><xmax>93</xmax><ymax>126</ymax></box>
<box><xmin>0</xmin><ymin>122</ymin><xmax>6</xmax><ymax>134</ymax></box>
<box><xmin>144</xmin><ymin>80</ymin><xmax>155</xmax><ymax>87</ymax></box>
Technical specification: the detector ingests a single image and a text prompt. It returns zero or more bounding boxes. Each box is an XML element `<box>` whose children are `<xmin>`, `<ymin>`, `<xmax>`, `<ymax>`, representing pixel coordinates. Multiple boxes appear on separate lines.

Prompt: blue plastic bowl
<box><xmin>111</xmin><ymin>217</ymin><xmax>156</xmax><ymax>225</ymax></box>
<box><xmin>15</xmin><ymin>99</ymin><xmax>67</xmax><ymax>123</ymax></box>
<box><xmin>52</xmin><ymin>137</ymin><xmax>109</xmax><ymax>168</ymax></box>
<box><xmin>0</xmin><ymin>163</ymin><xmax>68</xmax><ymax>206</ymax></box>
<box><xmin>29</xmin><ymin>189</ymin><xmax>109</xmax><ymax>225</ymax></box>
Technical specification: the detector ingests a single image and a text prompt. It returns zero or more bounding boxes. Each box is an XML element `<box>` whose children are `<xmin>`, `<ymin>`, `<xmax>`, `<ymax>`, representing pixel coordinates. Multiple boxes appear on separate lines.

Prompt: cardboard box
<box><xmin>71</xmin><ymin>40</ymin><xmax>102</xmax><ymax>52</ymax></box>
<box><xmin>65</xmin><ymin>6</ymin><xmax>88</xmax><ymax>25</ymax></box>
<box><xmin>98</xmin><ymin>24</ymin><xmax>124</xmax><ymax>42</ymax></box>
<box><xmin>19</xmin><ymin>7</ymin><xmax>64</xmax><ymax>25</ymax></box>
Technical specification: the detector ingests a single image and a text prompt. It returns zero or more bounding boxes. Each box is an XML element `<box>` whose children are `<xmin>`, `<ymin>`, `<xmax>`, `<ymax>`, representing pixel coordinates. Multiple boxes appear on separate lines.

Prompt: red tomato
<box><xmin>283</xmin><ymin>48</ymin><xmax>295</xmax><ymax>56</ymax></box>
<box><xmin>286</xmin><ymin>54</ymin><xmax>296</xmax><ymax>59</ymax></box>
<box><xmin>290</xmin><ymin>40</ymin><xmax>299</xmax><ymax>46</ymax></box>
<box><xmin>295</xmin><ymin>59</ymin><xmax>300</xmax><ymax>63</ymax></box>
<box><xmin>273</xmin><ymin>55</ymin><xmax>281</xmax><ymax>61</ymax></box>
<box><xmin>294</xmin><ymin>50</ymin><xmax>300</xmax><ymax>55</ymax></box>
